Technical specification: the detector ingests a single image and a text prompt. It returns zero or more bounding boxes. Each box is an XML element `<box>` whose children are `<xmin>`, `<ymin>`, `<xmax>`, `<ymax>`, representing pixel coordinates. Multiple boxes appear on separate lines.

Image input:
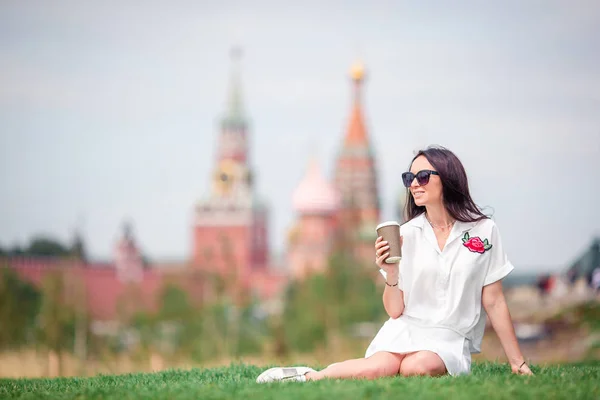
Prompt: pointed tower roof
<box><xmin>221</xmin><ymin>47</ymin><xmax>246</xmax><ymax>130</ymax></box>
<box><xmin>117</xmin><ymin>220</ymin><xmax>136</xmax><ymax>250</ymax></box>
<box><xmin>344</xmin><ymin>60</ymin><xmax>369</xmax><ymax>147</ymax></box>
<box><xmin>293</xmin><ymin>158</ymin><xmax>340</xmax><ymax>215</ymax></box>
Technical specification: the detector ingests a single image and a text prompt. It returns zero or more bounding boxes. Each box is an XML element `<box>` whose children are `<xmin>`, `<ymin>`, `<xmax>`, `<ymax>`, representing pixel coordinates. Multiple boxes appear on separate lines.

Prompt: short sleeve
<box><xmin>379</xmin><ymin>268</ymin><xmax>403</xmax><ymax>290</ymax></box>
<box><xmin>483</xmin><ymin>223</ymin><xmax>515</xmax><ymax>286</ymax></box>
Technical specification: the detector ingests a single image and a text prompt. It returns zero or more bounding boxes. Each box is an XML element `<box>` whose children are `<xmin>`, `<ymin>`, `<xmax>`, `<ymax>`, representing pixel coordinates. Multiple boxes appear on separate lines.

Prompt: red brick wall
<box><xmin>193</xmin><ymin>225</ymin><xmax>251</xmax><ymax>281</ymax></box>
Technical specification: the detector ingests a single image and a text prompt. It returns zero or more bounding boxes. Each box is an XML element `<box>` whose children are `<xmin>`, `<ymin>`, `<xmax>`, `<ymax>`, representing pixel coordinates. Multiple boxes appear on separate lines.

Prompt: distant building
<box><xmin>288</xmin><ymin>62</ymin><xmax>382</xmax><ymax>277</ymax></box>
<box><xmin>192</xmin><ymin>48</ymin><xmax>286</xmax><ymax>301</ymax></box>
<box><xmin>2</xmin><ymin>55</ymin><xmax>387</xmax><ymax>320</ymax></box>
<box><xmin>288</xmin><ymin>158</ymin><xmax>340</xmax><ymax>279</ymax></box>
<box><xmin>2</xmin><ymin>49</ymin><xmax>287</xmax><ymax>324</ymax></box>
<box><xmin>2</xmin><ymin>224</ymin><xmax>170</xmax><ymax>322</ymax></box>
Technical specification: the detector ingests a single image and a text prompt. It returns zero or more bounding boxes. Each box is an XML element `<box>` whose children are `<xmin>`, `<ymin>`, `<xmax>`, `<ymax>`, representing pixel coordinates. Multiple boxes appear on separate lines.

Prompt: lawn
<box><xmin>0</xmin><ymin>361</ymin><xmax>598</xmax><ymax>399</ymax></box>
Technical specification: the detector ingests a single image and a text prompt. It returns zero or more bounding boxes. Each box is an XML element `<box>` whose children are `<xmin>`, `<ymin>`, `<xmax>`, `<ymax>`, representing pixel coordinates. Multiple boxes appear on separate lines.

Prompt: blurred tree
<box><xmin>0</xmin><ymin>268</ymin><xmax>41</xmax><ymax>349</ymax></box>
<box><xmin>156</xmin><ymin>284</ymin><xmax>200</xmax><ymax>359</ymax></box>
<box><xmin>160</xmin><ymin>284</ymin><xmax>193</xmax><ymax>320</ymax></box>
<box><xmin>27</xmin><ymin>237</ymin><xmax>70</xmax><ymax>257</ymax></box>
<box><xmin>234</xmin><ymin>301</ymin><xmax>264</xmax><ymax>356</ymax></box>
<box><xmin>9</xmin><ymin>245</ymin><xmax>25</xmax><ymax>256</ymax></box>
<box><xmin>282</xmin><ymin>251</ymin><xmax>386</xmax><ymax>354</ymax></box>
<box><xmin>130</xmin><ymin>283</ymin><xmax>204</xmax><ymax>362</ymax></box>
<box><xmin>282</xmin><ymin>274</ymin><xmax>327</xmax><ymax>352</ymax></box>
<box><xmin>38</xmin><ymin>271</ymin><xmax>76</xmax><ymax>376</ymax></box>
<box><xmin>131</xmin><ymin>311</ymin><xmax>158</xmax><ymax>359</ymax></box>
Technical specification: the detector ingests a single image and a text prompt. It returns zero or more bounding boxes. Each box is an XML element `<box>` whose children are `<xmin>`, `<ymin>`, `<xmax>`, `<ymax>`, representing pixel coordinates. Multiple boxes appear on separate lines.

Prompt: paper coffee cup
<box><xmin>376</xmin><ymin>221</ymin><xmax>402</xmax><ymax>263</ymax></box>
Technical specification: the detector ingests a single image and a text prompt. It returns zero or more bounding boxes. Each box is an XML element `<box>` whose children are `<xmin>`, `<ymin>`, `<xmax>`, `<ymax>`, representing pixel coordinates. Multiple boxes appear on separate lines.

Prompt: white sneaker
<box><xmin>256</xmin><ymin>366</ymin><xmax>315</xmax><ymax>383</ymax></box>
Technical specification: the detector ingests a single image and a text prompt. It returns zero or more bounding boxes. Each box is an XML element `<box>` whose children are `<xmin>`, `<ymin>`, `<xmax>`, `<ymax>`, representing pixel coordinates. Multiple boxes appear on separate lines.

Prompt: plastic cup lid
<box><xmin>376</xmin><ymin>221</ymin><xmax>400</xmax><ymax>230</ymax></box>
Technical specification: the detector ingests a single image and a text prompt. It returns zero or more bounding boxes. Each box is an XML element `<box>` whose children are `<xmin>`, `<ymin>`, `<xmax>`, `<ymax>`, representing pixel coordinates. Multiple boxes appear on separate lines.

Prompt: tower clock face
<box><xmin>214</xmin><ymin>159</ymin><xmax>238</xmax><ymax>195</ymax></box>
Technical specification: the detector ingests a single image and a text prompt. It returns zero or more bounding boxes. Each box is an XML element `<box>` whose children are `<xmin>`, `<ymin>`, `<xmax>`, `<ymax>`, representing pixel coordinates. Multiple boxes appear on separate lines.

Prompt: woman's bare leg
<box><xmin>305</xmin><ymin>351</ymin><xmax>406</xmax><ymax>381</ymax></box>
<box><xmin>399</xmin><ymin>351</ymin><xmax>447</xmax><ymax>377</ymax></box>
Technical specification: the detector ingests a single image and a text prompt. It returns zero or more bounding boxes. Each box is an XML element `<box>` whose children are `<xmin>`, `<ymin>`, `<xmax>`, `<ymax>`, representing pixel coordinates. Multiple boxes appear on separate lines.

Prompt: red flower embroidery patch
<box><xmin>462</xmin><ymin>232</ymin><xmax>492</xmax><ymax>254</ymax></box>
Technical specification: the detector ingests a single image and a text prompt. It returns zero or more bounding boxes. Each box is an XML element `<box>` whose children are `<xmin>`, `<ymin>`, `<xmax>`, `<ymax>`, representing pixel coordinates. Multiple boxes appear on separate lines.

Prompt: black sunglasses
<box><xmin>401</xmin><ymin>170</ymin><xmax>439</xmax><ymax>187</ymax></box>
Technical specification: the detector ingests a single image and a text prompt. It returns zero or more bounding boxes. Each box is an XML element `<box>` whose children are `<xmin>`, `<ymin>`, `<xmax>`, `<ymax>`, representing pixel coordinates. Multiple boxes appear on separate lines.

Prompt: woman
<box><xmin>256</xmin><ymin>146</ymin><xmax>533</xmax><ymax>382</ymax></box>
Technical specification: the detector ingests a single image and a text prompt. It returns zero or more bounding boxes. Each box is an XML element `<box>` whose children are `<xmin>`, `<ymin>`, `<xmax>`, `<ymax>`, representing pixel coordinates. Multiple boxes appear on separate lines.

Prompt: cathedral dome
<box><xmin>292</xmin><ymin>159</ymin><xmax>340</xmax><ymax>215</ymax></box>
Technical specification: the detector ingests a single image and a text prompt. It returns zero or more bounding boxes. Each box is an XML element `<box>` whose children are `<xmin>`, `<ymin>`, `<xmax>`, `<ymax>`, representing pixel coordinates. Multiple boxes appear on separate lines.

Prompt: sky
<box><xmin>1</xmin><ymin>0</ymin><xmax>599</xmax><ymax>273</ymax></box>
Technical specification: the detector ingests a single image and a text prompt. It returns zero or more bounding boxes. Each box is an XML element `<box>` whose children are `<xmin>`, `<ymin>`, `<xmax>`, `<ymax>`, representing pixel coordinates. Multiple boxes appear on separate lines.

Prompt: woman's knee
<box><xmin>362</xmin><ymin>352</ymin><xmax>402</xmax><ymax>379</ymax></box>
<box><xmin>400</xmin><ymin>352</ymin><xmax>446</xmax><ymax>377</ymax></box>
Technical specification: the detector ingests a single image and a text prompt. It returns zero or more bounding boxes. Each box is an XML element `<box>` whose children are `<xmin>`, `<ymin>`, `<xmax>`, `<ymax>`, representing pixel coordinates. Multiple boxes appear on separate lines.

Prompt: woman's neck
<box><xmin>425</xmin><ymin>203</ymin><xmax>454</xmax><ymax>228</ymax></box>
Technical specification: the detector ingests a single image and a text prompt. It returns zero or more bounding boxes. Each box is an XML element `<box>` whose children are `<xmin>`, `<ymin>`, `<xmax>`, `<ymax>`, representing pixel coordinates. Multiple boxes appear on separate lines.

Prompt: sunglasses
<box><xmin>401</xmin><ymin>170</ymin><xmax>439</xmax><ymax>187</ymax></box>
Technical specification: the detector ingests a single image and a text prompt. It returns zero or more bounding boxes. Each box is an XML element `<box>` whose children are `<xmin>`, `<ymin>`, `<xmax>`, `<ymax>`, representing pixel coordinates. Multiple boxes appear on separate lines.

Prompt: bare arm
<box><xmin>482</xmin><ymin>281</ymin><xmax>533</xmax><ymax>375</ymax></box>
<box><xmin>382</xmin><ymin>268</ymin><xmax>405</xmax><ymax>319</ymax></box>
<box><xmin>375</xmin><ymin>236</ymin><xmax>405</xmax><ymax>319</ymax></box>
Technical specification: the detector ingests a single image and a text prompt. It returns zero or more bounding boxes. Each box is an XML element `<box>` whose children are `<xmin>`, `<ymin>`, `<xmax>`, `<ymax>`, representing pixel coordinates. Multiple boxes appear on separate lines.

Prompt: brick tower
<box><xmin>193</xmin><ymin>48</ymin><xmax>269</xmax><ymax>285</ymax></box>
<box><xmin>333</xmin><ymin>61</ymin><xmax>381</xmax><ymax>262</ymax></box>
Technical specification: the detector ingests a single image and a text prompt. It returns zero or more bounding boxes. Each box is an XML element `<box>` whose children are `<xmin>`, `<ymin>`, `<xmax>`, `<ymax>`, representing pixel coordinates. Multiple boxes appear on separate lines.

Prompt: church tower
<box><xmin>333</xmin><ymin>61</ymin><xmax>381</xmax><ymax>258</ymax></box>
<box><xmin>288</xmin><ymin>158</ymin><xmax>340</xmax><ymax>279</ymax></box>
<box><xmin>114</xmin><ymin>222</ymin><xmax>143</xmax><ymax>284</ymax></box>
<box><xmin>193</xmin><ymin>49</ymin><xmax>269</xmax><ymax>283</ymax></box>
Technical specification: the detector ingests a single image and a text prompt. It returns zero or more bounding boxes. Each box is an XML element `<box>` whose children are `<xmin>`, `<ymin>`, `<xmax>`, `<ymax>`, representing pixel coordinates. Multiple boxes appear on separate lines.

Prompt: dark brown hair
<box><xmin>404</xmin><ymin>145</ymin><xmax>488</xmax><ymax>223</ymax></box>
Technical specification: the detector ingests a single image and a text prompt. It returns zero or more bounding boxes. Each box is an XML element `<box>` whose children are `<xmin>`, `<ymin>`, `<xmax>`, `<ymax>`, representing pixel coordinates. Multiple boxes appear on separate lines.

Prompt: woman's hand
<box><xmin>375</xmin><ymin>236</ymin><xmax>403</xmax><ymax>276</ymax></box>
<box><xmin>511</xmin><ymin>361</ymin><xmax>533</xmax><ymax>375</ymax></box>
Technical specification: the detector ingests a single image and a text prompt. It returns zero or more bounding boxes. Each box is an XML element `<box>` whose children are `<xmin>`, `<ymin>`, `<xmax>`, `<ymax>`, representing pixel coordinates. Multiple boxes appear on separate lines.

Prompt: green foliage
<box><xmin>0</xmin><ymin>362</ymin><xmax>598</xmax><ymax>400</ymax></box>
<box><xmin>578</xmin><ymin>301</ymin><xmax>600</xmax><ymax>332</ymax></box>
<box><xmin>235</xmin><ymin>304</ymin><xmax>264</xmax><ymax>355</ymax></box>
<box><xmin>37</xmin><ymin>272</ymin><xmax>76</xmax><ymax>353</ymax></box>
<box><xmin>26</xmin><ymin>238</ymin><xmax>71</xmax><ymax>257</ymax></box>
<box><xmin>282</xmin><ymin>275</ymin><xmax>327</xmax><ymax>352</ymax></box>
<box><xmin>282</xmin><ymin>252</ymin><xmax>386</xmax><ymax>353</ymax></box>
<box><xmin>127</xmin><ymin>282</ymin><xmax>265</xmax><ymax>363</ymax></box>
<box><xmin>0</xmin><ymin>268</ymin><xmax>41</xmax><ymax>349</ymax></box>
<box><xmin>159</xmin><ymin>285</ymin><xmax>193</xmax><ymax>321</ymax></box>
<box><xmin>0</xmin><ymin>236</ymin><xmax>76</xmax><ymax>257</ymax></box>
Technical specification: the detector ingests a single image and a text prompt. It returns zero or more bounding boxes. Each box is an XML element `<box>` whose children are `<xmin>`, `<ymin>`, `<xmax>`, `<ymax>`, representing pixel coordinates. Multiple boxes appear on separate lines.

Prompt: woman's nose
<box><xmin>410</xmin><ymin>177</ymin><xmax>420</xmax><ymax>187</ymax></box>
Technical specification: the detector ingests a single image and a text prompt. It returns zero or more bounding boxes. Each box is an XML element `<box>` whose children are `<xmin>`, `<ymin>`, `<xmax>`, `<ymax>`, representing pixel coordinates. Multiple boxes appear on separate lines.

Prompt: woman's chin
<box><xmin>414</xmin><ymin>199</ymin><xmax>427</xmax><ymax>207</ymax></box>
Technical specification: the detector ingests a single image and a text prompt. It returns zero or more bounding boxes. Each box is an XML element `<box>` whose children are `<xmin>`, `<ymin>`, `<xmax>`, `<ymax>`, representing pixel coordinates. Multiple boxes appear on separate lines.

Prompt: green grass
<box><xmin>1</xmin><ymin>361</ymin><xmax>598</xmax><ymax>400</ymax></box>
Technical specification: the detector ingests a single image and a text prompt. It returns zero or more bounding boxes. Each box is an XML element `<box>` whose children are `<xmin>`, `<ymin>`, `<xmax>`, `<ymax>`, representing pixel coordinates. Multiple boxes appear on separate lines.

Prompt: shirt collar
<box><xmin>455</xmin><ymin>220</ymin><xmax>478</xmax><ymax>233</ymax></box>
<box><xmin>407</xmin><ymin>213</ymin><xmax>479</xmax><ymax>254</ymax></box>
<box><xmin>405</xmin><ymin>213</ymin><xmax>478</xmax><ymax>233</ymax></box>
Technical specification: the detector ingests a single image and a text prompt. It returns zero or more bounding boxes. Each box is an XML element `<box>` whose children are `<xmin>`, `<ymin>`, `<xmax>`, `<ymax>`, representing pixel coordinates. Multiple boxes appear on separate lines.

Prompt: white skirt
<box><xmin>365</xmin><ymin>315</ymin><xmax>472</xmax><ymax>376</ymax></box>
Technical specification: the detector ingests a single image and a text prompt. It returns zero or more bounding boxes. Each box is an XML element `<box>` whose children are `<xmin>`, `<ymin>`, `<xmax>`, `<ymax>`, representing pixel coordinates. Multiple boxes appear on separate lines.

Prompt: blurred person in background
<box><xmin>537</xmin><ymin>274</ymin><xmax>552</xmax><ymax>296</ymax></box>
<box><xmin>257</xmin><ymin>146</ymin><xmax>533</xmax><ymax>383</ymax></box>
<box><xmin>592</xmin><ymin>267</ymin><xmax>600</xmax><ymax>293</ymax></box>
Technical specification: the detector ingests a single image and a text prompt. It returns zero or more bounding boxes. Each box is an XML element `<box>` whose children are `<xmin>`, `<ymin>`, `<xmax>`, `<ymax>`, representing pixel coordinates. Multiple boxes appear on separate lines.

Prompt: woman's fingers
<box><xmin>375</xmin><ymin>236</ymin><xmax>391</xmax><ymax>266</ymax></box>
<box><xmin>375</xmin><ymin>240</ymin><xmax>388</xmax><ymax>250</ymax></box>
<box><xmin>520</xmin><ymin>365</ymin><xmax>533</xmax><ymax>375</ymax></box>
<box><xmin>376</xmin><ymin>245</ymin><xmax>390</xmax><ymax>256</ymax></box>
<box><xmin>376</xmin><ymin>252</ymin><xmax>390</xmax><ymax>266</ymax></box>
<box><xmin>512</xmin><ymin>363</ymin><xmax>533</xmax><ymax>376</ymax></box>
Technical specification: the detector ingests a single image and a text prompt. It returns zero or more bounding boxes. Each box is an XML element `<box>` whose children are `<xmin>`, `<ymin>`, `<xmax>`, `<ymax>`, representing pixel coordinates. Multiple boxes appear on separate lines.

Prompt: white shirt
<box><xmin>380</xmin><ymin>213</ymin><xmax>514</xmax><ymax>353</ymax></box>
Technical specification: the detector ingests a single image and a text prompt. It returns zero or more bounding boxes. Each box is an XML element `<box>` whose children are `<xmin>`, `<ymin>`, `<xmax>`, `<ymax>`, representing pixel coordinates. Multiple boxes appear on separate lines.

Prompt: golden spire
<box><xmin>344</xmin><ymin>60</ymin><xmax>368</xmax><ymax>146</ymax></box>
<box><xmin>350</xmin><ymin>60</ymin><xmax>365</xmax><ymax>82</ymax></box>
